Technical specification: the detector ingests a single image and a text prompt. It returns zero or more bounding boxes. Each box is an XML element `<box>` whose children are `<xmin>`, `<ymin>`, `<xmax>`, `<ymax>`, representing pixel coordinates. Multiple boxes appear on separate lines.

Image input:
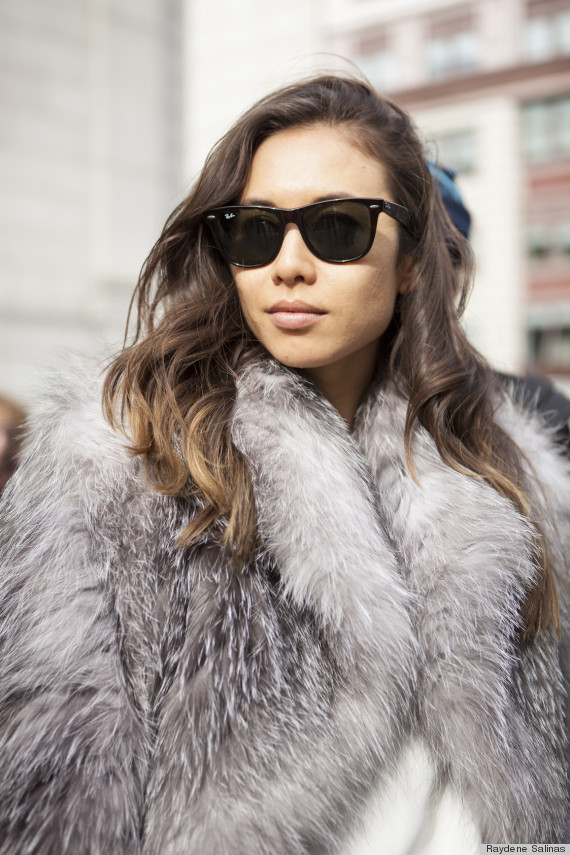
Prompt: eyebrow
<box><xmin>239</xmin><ymin>192</ymin><xmax>356</xmax><ymax>207</ymax></box>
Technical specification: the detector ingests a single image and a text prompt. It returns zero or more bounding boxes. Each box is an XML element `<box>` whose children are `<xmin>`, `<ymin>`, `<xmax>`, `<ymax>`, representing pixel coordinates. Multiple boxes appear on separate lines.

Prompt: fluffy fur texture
<box><xmin>0</xmin><ymin>357</ymin><xmax>569</xmax><ymax>853</ymax></box>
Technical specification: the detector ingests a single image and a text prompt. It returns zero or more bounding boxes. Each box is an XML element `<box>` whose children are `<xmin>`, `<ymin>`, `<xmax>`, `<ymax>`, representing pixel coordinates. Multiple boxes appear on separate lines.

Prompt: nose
<box><xmin>271</xmin><ymin>224</ymin><xmax>317</xmax><ymax>286</ymax></box>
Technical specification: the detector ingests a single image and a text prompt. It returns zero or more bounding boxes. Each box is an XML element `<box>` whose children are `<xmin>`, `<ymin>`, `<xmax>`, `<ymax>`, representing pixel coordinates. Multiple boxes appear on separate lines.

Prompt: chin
<box><xmin>270</xmin><ymin>352</ymin><xmax>333</xmax><ymax>370</ymax></box>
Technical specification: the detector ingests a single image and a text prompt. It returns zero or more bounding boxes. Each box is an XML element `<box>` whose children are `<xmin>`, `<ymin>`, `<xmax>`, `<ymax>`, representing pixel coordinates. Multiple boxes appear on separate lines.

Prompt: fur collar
<box><xmin>230</xmin><ymin>358</ymin><xmax>569</xmax><ymax>844</ymax></box>
<box><xmin>1</xmin><ymin>356</ymin><xmax>569</xmax><ymax>852</ymax></box>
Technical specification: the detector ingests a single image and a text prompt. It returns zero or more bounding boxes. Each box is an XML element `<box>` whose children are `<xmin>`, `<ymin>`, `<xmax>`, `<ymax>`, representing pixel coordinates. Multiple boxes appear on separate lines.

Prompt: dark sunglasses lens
<box><xmin>212</xmin><ymin>208</ymin><xmax>282</xmax><ymax>267</ymax></box>
<box><xmin>303</xmin><ymin>201</ymin><xmax>372</xmax><ymax>262</ymax></box>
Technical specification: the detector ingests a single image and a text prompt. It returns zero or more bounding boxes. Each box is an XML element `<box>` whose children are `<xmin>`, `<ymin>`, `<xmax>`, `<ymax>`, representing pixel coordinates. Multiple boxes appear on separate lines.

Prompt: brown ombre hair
<box><xmin>103</xmin><ymin>74</ymin><xmax>558</xmax><ymax>646</ymax></box>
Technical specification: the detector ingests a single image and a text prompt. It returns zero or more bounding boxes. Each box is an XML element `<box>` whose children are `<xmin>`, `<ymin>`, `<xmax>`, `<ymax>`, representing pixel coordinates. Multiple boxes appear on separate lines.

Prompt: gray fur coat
<box><xmin>1</xmin><ymin>358</ymin><xmax>570</xmax><ymax>853</ymax></box>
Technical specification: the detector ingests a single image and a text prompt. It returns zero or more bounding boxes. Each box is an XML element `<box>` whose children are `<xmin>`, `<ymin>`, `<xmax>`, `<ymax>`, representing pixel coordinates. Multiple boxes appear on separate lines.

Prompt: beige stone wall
<box><xmin>0</xmin><ymin>0</ymin><xmax>183</xmax><ymax>403</ymax></box>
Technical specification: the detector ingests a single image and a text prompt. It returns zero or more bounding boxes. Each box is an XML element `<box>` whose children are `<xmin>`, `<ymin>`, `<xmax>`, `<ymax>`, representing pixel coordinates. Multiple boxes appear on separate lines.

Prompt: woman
<box><xmin>0</xmin><ymin>75</ymin><xmax>569</xmax><ymax>854</ymax></box>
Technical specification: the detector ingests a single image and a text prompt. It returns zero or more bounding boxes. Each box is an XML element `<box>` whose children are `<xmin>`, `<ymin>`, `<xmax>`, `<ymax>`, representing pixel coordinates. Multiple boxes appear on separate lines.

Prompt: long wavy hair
<box><xmin>103</xmin><ymin>74</ymin><xmax>558</xmax><ymax>645</ymax></box>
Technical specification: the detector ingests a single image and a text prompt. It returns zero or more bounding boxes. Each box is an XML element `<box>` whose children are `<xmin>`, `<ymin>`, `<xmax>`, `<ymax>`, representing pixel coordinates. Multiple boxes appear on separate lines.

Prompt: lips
<box><xmin>267</xmin><ymin>300</ymin><xmax>327</xmax><ymax>330</ymax></box>
<box><xmin>268</xmin><ymin>300</ymin><xmax>326</xmax><ymax>315</ymax></box>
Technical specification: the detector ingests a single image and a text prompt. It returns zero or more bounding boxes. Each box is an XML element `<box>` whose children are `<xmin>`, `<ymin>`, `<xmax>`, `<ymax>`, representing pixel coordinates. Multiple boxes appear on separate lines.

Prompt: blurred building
<box><xmin>0</xmin><ymin>0</ymin><xmax>183</xmax><ymax>403</ymax></box>
<box><xmin>325</xmin><ymin>0</ymin><xmax>570</xmax><ymax>385</ymax></box>
<box><xmin>0</xmin><ymin>0</ymin><xmax>326</xmax><ymax>402</ymax></box>
<box><xmin>183</xmin><ymin>0</ymin><xmax>324</xmax><ymax>180</ymax></box>
<box><xmin>2</xmin><ymin>0</ymin><xmax>569</xmax><ymax>399</ymax></box>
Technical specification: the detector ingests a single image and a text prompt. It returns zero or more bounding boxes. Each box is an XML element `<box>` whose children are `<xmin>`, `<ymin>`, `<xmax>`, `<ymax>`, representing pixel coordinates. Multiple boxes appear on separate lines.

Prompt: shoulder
<box><xmin>493</xmin><ymin>380</ymin><xmax>570</xmax><ymax>518</ymax></box>
<box><xmin>494</xmin><ymin>381</ymin><xmax>570</xmax><ymax>609</ymax></box>
<box><xmin>495</xmin><ymin>371</ymin><xmax>570</xmax><ymax>453</ymax></box>
<box><xmin>0</xmin><ymin>357</ymin><xmax>152</xmax><ymax>553</ymax></box>
<box><xmin>21</xmin><ymin>357</ymin><xmax>131</xmax><ymax>469</ymax></box>
<box><xmin>14</xmin><ymin>357</ymin><xmax>141</xmax><ymax>496</ymax></box>
<box><xmin>494</xmin><ymin>379</ymin><xmax>570</xmax><ymax>484</ymax></box>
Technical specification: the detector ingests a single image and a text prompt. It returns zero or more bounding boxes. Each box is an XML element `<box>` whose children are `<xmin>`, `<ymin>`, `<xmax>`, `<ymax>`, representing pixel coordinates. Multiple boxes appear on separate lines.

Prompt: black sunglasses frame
<box><xmin>204</xmin><ymin>197</ymin><xmax>413</xmax><ymax>268</ymax></box>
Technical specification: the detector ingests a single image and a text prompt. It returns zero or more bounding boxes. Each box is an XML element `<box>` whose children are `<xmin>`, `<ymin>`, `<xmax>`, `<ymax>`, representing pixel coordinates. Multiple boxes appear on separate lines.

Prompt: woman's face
<box><xmin>232</xmin><ymin>124</ymin><xmax>408</xmax><ymax>376</ymax></box>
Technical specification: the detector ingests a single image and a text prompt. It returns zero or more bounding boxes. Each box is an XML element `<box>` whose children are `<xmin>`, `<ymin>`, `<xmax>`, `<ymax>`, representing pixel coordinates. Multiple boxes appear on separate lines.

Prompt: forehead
<box><xmin>241</xmin><ymin>125</ymin><xmax>390</xmax><ymax>207</ymax></box>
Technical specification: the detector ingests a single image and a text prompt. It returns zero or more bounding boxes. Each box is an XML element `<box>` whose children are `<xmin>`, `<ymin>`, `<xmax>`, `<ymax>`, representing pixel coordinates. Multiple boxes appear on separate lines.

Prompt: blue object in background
<box><xmin>428</xmin><ymin>161</ymin><xmax>472</xmax><ymax>240</ymax></box>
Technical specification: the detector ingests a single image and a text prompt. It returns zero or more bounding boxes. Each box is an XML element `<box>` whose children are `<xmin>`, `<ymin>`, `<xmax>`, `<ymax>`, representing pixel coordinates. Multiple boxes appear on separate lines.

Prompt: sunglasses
<box><xmin>204</xmin><ymin>197</ymin><xmax>412</xmax><ymax>268</ymax></box>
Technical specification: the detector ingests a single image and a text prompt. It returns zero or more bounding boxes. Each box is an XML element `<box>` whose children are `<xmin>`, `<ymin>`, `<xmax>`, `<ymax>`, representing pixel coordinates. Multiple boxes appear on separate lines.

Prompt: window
<box><xmin>527</xmin><ymin>225</ymin><xmax>552</xmax><ymax>258</ymax></box>
<box><xmin>561</xmin><ymin>97</ymin><xmax>570</xmax><ymax>155</ymax></box>
<box><xmin>431</xmin><ymin>129</ymin><xmax>476</xmax><ymax>174</ymax></box>
<box><xmin>426</xmin><ymin>10</ymin><xmax>479</xmax><ymax>79</ymax></box>
<box><xmin>522</xmin><ymin>95</ymin><xmax>570</xmax><ymax>162</ymax></box>
<box><xmin>528</xmin><ymin>326</ymin><xmax>570</xmax><ymax>370</ymax></box>
<box><xmin>560</xmin><ymin>222</ymin><xmax>570</xmax><ymax>255</ymax></box>
<box><xmin>353</xmin><ymin>30</ymin><xmax>397</xmax><ymax>92</ymax></box>
<box><xmin>525</xmin><ymin>15</ymin><xmax>555</xmax><ymax>60</ymax></box>
<box><xmin>356</xmin><ymin>48</ymin><xmax>397</xmax><ymax>92</ymax></box>
<box><xmin>561</xmin><ymin>10</ymin><xmax>570</xmax><ymax>53</ymax></box>
<box><xmin>524</xmin><ymin>6</ymin><xmax>570</xmax><ymax>62</ymax></box>
<box><xmin>527</xmin><ymin>222</ymin><xmax>570</xmax><ymax>258</ymax></box>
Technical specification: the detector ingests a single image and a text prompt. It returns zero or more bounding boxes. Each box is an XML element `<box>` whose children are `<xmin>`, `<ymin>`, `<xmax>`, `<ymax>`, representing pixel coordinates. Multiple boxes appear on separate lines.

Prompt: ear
<box><xmin>397</xmin><ymin>257</ymin><xmax>417</xmax><ymax>295</ymax></box>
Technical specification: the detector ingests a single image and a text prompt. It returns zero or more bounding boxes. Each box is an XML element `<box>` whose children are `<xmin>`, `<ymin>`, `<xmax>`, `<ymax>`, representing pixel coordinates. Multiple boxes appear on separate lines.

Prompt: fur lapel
<box><xmin>229</xmin><ymin>359</ymin><xmax>567</xmax><ymax>844</ymax></box>
<box><xmin>1</xmin><ymin>358</ymin><xmax>568</xmax><ymax>852</ymax></box>
<box><xmin>355</xmin><ymin>379</ymin><xmax>568</xmax><ymax>842</ymax></box>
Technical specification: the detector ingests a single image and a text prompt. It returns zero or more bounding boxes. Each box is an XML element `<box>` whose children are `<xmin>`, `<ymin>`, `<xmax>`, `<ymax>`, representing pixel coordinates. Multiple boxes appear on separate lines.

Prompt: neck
<box><xmin>302</xmin><ymin>340</ymin><xmax>381</xmax><ymax>428</ymax></box>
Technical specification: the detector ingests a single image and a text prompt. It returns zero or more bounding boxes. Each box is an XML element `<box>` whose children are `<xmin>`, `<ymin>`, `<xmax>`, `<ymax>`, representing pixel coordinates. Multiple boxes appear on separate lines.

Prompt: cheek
<box><xmin>234</xmin><ymin>276</ymin><xmax>256</xmax><ymax>320</ymax></box>
<box><xmin>234</xmin><ymin>275</ymin><xmax>269</xmax><ymax>342</ymax></box>
<box><xmin>347</xmin><ymin>272</ymin><xmax>399</xmax><ymax>336</ymax></box>
<box><xmin>347</xmin><ymin>304</ymin><xmax>394</xmax><ymax>348</ymax></box>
